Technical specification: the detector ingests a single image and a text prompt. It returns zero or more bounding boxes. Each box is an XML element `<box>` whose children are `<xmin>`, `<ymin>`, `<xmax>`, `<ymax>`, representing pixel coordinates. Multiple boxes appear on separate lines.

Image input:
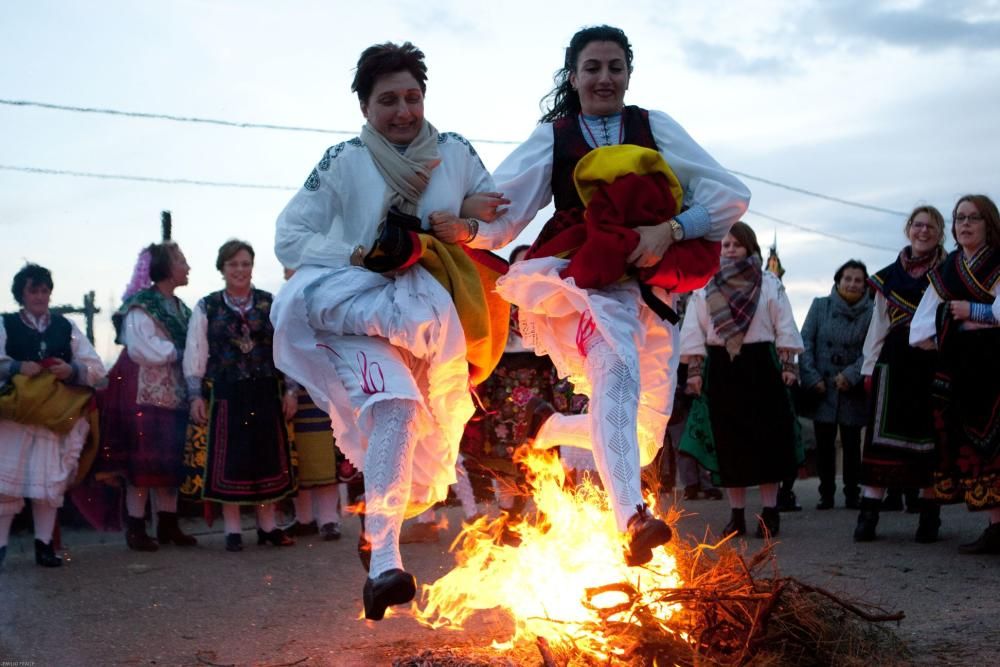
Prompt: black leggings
<box><xmin>814</xmin><ymin>421</ymin><xmax>862</xmax><ymax>500</ymax></box>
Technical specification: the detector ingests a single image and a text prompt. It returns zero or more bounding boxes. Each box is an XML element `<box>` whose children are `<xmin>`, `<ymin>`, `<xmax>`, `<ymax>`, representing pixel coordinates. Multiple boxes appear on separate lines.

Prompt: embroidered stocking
<box><xmin>364</xmin><ymin>398</ymin><xmax>419</xmax><ymax>579</ymax></box>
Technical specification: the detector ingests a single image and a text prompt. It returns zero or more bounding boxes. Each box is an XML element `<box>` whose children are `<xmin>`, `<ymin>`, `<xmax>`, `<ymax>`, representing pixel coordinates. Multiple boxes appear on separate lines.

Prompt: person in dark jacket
<box><xmin>799</xmin><ymin>260</ymin><xmax>873</xmax><ymax>510</ymax></box>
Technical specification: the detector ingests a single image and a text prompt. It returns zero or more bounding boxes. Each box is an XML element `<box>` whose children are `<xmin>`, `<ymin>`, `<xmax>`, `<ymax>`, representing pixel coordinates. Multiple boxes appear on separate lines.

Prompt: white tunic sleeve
<box><xmin>768</xmin><ymin>276</ymin><xmax>804</xmax><ymax>353</ymax></box>
<box><xmin>182</xmin><ymin>300</ymin><xmax>209</xmax><ymax>381</ymax></box>
<box><xmin>68</xmin><ymin>320</ymin><xmax>107</xmax><ymax>387</ymax></box>
<box><xmin>275</xmin><ymin>149</ymin><xmax>351</xmax><ymax>270</ymax></box>
<box><xmin>123</xmin><ymin>309</ymin><xmax>177</xmax><ymax>366</ymax></box>
<box><xmin>679</xmin><ymin>290</ymin><xmax>709</xmax><ymax>357</ymax></box>
<box><xmin>909</xmin><ymin>285</ymin><xmax>941</xmax><ymax>347</ymax></box>
<box><xmin>0</xmin><ymin>318</ymin><xmax>11</xmax><ymax>381</ymax></box>
<box><xmin>861</xmin><ymin>292</ymin><xmax>890</xmax><ymax>375</ymax></box>
<box><xmin>648</xmin><ymin>110</ymin><xmax>751</xmax><ymax>241</ymax></box>
<box><xmin>468</xmin><ymin>123</ymin><xmax>555</xmax><ymax>250</ymax></box>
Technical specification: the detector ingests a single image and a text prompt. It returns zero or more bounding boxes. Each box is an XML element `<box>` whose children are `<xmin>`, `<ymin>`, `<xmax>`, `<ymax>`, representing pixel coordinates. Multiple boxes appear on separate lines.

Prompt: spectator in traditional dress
<box><xmin>0</xmin><ymin>264</ymin><xmax>106</xmax><ymax>567</ymax></box>
<box><xmin>910</xmin><ymin>194</ymin><xmax>1000</xmax><ymax>554</ymax></box>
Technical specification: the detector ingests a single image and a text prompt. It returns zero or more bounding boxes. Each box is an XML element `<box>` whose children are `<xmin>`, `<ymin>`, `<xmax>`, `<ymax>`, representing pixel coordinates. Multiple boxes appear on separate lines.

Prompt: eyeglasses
<box><xmin>955</xmin><ymin>213</ymin><xmax>983</xmax><ymax>224</ymax></box>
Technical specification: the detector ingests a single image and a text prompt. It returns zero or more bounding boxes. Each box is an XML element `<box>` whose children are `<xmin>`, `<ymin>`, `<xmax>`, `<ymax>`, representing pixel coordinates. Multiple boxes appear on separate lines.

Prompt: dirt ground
<box><xmin>1</xmin><ymin>478</ymin><xmax>998</xmax><ymax>667</ymax></box>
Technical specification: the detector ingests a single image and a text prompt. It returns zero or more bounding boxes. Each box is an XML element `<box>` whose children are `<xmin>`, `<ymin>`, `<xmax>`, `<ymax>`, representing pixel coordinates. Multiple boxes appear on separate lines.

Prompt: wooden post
<box><xmin>51</xmin><ymin>291</ymin><xmax>101</xmax><ymax>345</ymax></box>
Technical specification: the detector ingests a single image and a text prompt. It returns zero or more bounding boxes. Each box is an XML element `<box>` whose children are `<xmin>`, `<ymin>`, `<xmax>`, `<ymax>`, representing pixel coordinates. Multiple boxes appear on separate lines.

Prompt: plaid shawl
<box><xmin>705</xmin><ymin>254</ymin><xmax>763</xmax><ymax>359</ymax></box>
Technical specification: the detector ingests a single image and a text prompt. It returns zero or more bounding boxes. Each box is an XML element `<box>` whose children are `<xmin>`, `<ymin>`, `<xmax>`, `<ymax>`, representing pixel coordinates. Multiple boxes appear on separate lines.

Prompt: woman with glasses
<box><xmin>854</xmin><ymin>206</ymin><xmax>947</xmax><ymax>542</ymax></box>
<box><xmin>910</xmin><ymin>194</ymin><xmax>1000</xmax><ymax>554</ymax></box>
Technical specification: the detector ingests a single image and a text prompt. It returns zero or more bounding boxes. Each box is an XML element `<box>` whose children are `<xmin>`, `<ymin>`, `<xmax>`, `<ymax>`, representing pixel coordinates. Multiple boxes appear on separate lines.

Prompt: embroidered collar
<box><xmin>223</xmin><ymin>290</ymin><xmax>255</xmax><ymax>314</ymax></box>
<box><xmin>19</xmin><ymin>309</ymin><xmax>51</xmax><ymax>332</ymax></box>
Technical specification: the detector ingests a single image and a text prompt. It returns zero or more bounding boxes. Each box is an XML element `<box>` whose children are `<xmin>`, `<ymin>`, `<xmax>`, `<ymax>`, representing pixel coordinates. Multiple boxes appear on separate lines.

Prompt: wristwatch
<box><xmin>668</xmin><ymin>219</ymin><xmax>685</xmax><ymax>241</ymax></box>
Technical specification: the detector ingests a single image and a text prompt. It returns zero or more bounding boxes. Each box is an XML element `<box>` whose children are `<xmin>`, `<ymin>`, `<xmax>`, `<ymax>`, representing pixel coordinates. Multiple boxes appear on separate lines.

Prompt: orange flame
<box><xmin>415</xmin><ymin>448</ymin><xmax>683</xmax><ymax>660</ymax></box>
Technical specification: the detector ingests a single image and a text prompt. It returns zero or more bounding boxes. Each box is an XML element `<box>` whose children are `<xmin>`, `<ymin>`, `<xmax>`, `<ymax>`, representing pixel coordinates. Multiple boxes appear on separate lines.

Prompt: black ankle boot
<box><xmin>157</xmin><ymin>511</ymin><xmax>197</xmax><ymax>546</ymax></box>
<box><xmin>363</xmin><ymin>569</ymin><xmax>417</xmax><ymax>621</ymax></box>
<box><xmin>958</xmin><ymin>522</ymin><xmax>1000</xmax><ymax>554</ymax></box>
<box><xmin>34</xmin><ymin>539</ymin><xmax>62</xmax><ymax>567</ymax></box>
<box><xmin>915</xmin><ymin>500</ymin><xmax>941</xmax><ymax>543</ymax></box>
<box><xmin>755</xmin><ymin>507</ymin><xmax>780</xmax><ymax>538</ymax></box>
<box><xmin>256</xmin><ymin>527</ymin><xmax>295</xmax><ymax>547</ymax></box>
<box><xmin>126</xmin><ymin>516</ymin><xmax>159</xmax><ymax>552</ymax></box>
<box><xmin>722</xmin><ymin>508</ymin><xmax>746</xmax><ymax>537</ymax></box>
<box><xmin>776</xmin><ymin>487</ymin><xmax>802</xmax><ymax>512</ymax></box>
<box><xmin>225</xmin><ymin>533</ymin><xmax>243</xmax><ymax>552</ymax></box>
<box><xmin>624</xmin><ymin>504</ymin><xmax>672</xmax><ymax>567</ymax></box>
<box><xmin>853</xmin><ymin>497</ymin><xmax>881</xmax><ymax>542</ymax></box>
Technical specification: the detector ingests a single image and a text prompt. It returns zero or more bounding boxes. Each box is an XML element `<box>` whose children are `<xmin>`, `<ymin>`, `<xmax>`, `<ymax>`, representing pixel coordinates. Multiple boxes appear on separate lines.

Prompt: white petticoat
<box><xmin>271</xmin><ymin>264</ymin><xmax>473</xmax><ymax>509</ymax></box>
<box><xmin>0</xmin><ymin>418</ymin><xmax>90</xmax><ymax>511</ymax></box>
<box><xmin>494</xmin><ymin>256</ymin><xmax>676</xmax><ymax>466</ymax></box>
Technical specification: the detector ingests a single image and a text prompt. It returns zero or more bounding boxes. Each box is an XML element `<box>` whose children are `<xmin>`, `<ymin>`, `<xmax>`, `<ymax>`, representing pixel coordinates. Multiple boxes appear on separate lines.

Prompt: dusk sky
<box><xmin>2</xmin><ymin>0</ymin><xmax>999</xmax><ymax>360</ymax></box>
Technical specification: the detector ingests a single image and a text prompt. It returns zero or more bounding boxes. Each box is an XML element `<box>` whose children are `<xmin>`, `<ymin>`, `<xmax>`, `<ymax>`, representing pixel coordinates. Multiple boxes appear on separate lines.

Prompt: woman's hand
<box><xmin>627</xmin><ymin>223</ymin><xmax>674</xmax><ymax>268</ymax></box>
<box><xmin>19</xmin><ymin>361</ymin><xmax>42</xmax><ymax>378</ymax></box>
<box><xmin>460</xmin><ymin>192</ymin><xmax>510</xmax><ymax>222</ymax></box>
<box><xmin>834</xmin><ymin>373</ymin><xmax>851</xmax><ymax>392</ymax></box>
<box><xmin>190</xmin><ymin>397</ymin><xmax>208</xmax><ymax>425</ymax></box>
<box><xmin>282</xmin><ymin>392</ymin><xmax>298</xmax><ymax>421</ymax></box>
<box><xmin>48</xmin><ymin>359</ymin><xmax>73</xmax><ymax>381</ymax></box>
<box><xmin>781</xmin><ymin>371</ymin><xmax>797</xmax><ymax>386</ymax></box>
<box><xmin>813</xmin><ymin>380</ymin><xmax>827</xmax><ymax>394</ymax></box>
<box><xmin>949</xmin><ymin>300</ymin><xmax>971</xmax><ymax>321</ymax></box>
<box><xmin>429</xmin><ymin>211</ymin><xmax>473</xmax><ymax>244</ymax></box>
<box><xmin>685</xmin><ymin>376</ymin><xmax>703</xmax><ymax>396</ymax></box>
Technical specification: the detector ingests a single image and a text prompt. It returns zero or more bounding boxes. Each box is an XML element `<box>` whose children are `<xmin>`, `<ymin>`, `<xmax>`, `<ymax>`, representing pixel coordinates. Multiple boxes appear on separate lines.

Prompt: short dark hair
<box><xmin>834</xmin><ymin>259</ymin><xmax>868</xmax><ymax>283</ymax></box>
<box><xmin>726</xmin><ymin>221</ymin><xmax>762</xmax><ymax>258</ymax></box>
<box><xmin>147</xmin><ymin>241</ymin><xmax>180</xmax><ymax>283</ymax></box>
<box><xmin>351</xmin><ymin>42</ymin><xmax>428</xmax><ymax>105</ymax></box>
<box><xmin>951</xmin><ymin>194</ymin><xmax>1000</xmax><ymax>249</ymax></box>
<box><xmin>11</xmin><ymin>263</ymin><xmax>53</xmax><ymax>305</ymax></box>
<box><xmin>216</xmin><ymin>239</ymin><xmax>255</xmax><ymax>272</ymax></box>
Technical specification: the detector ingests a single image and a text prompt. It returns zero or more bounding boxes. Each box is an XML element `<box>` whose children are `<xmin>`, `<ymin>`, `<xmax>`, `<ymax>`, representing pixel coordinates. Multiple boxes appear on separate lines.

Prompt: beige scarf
<box><xmin>361</xmin><ymin>120</ymin><xmax>441</xmax><ymax>220</ymax></box>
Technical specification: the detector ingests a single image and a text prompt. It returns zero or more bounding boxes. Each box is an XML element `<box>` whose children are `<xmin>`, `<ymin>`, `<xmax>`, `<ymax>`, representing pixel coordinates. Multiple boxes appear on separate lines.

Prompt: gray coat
<box><xmin>799</xmin><ymin>287</ymin><xmax>873</xmax><ymax>427</ymax></box>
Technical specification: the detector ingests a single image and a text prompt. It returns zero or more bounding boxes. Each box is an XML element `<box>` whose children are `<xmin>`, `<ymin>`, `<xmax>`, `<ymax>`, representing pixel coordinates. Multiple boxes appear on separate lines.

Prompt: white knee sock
<box><xmin>257</xmin><ymin>504</ymin><xmax>277</xmax><ymax>532</ymax></box>
<box><xmin>863</xmin><ymin>485</ymin><xmax>886</xmax><ymax>500</ymax></box>
<box><xmin>313</xmin><ymin>485</ymin><xmax>341</xmax><ymax>525</ymax></box>
<box><xmin>585</xmin><ymin>340</ymin><xmax>644</xmax><ymax>532</ymax></box>
<box><xmin>152</xmin><ymin>487</ymin><xmax>179</xmax><ymax>513</ymax></box>
<box><xmin>32</xmin><ymin>500</ymin><xmax>60</xmax><ymax>543</ymax></box>
<box><xmin>453</xmin><ymin>455</ymin><xmax>478</xmax><ymax>519</ymax></box>
<box><xmin>759</xmin><ymin>483</ymin><xmax>779</xmax><ymax>508</ymax></box>
<box><xmin>126</xmin><ymin>486</ymin><xmax>149</xmax><ymax>519</ymax></box>
<box><xmin>726</xmin><ymin>487</ymin><xmax>747</xmax><ymax>509</ymax></box>
<box><xmin>364</xmin><ymin>398</ymin><xmax>418</xmax><ymax>579</ymax></box>
<box><xmin>293</xmin><ymin>489</ymin><xmax>315</xmax><ymax>524</ymax></box>
<box><xmin>222</xmin><ymin>504</ymin><xmax>242</xmax><ymax>535</ymax></box>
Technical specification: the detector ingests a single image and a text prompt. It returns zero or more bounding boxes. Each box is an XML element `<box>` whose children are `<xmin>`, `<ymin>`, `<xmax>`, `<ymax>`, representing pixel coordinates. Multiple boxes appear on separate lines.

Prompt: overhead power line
<box><xmin>745</xmin><ymin>209</ymin><xmax>896</xmax><ymax>252</ymax></box>
<box><xmin>2</xmin><ymin>162</ymin><xmax>896</xmax><ymax>251</ymax></box>
<box><xmin>0</xmin><ymin>164</ymin><xmax>294</xmax><ymax>191</ymax></box>
<box><xmin>0</xmin><ymin>98</ymin><xmax>911</xmax><ymax>215</ymax></box>
<box><xmin>0</xmin><ymin>98</ymin><xmax>520</xmax><ymax>145</ymax></box>
<box><xmin>732</xmin><ymin>171</ymin><xmax>908</xmax><ymax>217</ymax></box>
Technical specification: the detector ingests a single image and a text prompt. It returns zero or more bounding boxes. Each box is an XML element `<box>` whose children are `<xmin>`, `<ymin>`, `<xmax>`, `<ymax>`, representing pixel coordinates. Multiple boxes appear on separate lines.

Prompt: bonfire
<box><xmin>403</xmin><ymin>449</ymin><xmax>907</xmax><ymax>666</ymax></box>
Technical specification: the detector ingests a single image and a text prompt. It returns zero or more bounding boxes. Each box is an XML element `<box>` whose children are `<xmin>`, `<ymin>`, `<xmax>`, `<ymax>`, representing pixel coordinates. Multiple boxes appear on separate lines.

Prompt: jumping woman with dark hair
<box><xmin>272</xmin><ymin>41</ymin><xmax>508</xmax><ymax>620</ymax></box>
<box><xmin>459</xmin><ymin>25</ymin><xmax>750</xmax><ymax>566</ymax></box>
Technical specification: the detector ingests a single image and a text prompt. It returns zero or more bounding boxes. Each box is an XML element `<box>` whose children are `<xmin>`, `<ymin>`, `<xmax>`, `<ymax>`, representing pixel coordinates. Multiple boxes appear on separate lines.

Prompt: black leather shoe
<box><xmin>256</xmin><ymin>528</ymin><xmax>295</xmax><ymax>547</ymax></box>
<box><xmin>816</xmin><ymin>497</ymin><xmax>834</xmax><ymax>511</ymax></box>
<box><xmin>0</xmin><ymin>545</ymin><xmax>6</xmax><ymax>569</ymax></box>
<box><xmin>853</xmin><ymin>497</ymin><xmax>881</xmax><ymax>542</ymax></box>
<box><xmin>363</xmin><ymin>569</ymin><xmax>417</xmax><ymax>621</ymax></box>
<box><xmin>914</xmin><ymin>500</ymin><xmax>941</xmax><ymax>544</ymax></box>
<box><xmin>776</xmin><ymin>488</ymin><xmax>802</xmax><ymax>512</ymax></box>
<box><xmin>755</xmin><ymin>507</ymin><xmax>780</xmax><ymax>539</ymax></box>
<box><xmin>320</xmin><ymin>522</ymin><xmax>342</xmax><ymax>541</ymax></box>
<box><xmin>225</xmin><ymin>533</ymin><xmax>243</xmax><ymax>552</ymax></box>
<box><xmin>624</xmin><ymin>504</ymin><xmax>672</xmax><ymax>567</ymax></box>
<box><xmin>34</xmin><ymin>539</ymin><xmax>62</xmax><ymax>567</ymax></box>
<box><xmin>958</xmin><ymin>522</ymin><xmax>1000</xmax><ymax>554</ymax></box>
<box><xmin>722</xmin><ymin>508</ymin><xmax>746</xmax><ymax>537</ymax></box>
<box><xmin>703</xmin><ymin>487</ymin><xmax>723</xmax><ymax>501</ymax></box>
<box><xmin>286</xmin><ymin>520</ymin><xmax>319</xmax><ymax>537</ymax></box>
<box><xmin>682</xmin><ymin>485</ymin><xmax>700</xmax><ymax>501</ymax></box>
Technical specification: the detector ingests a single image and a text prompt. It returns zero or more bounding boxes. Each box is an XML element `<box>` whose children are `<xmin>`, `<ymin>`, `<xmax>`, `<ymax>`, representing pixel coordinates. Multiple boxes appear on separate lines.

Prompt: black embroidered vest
<box><xmin>203</xmin><ymin>289</ymin><xmax>278</xmax><ymax>384</ymax></box>
<box><xmin>2</xmin><ymin>312</ymin><xmax>73</xmax><ymax>362</ymax></box>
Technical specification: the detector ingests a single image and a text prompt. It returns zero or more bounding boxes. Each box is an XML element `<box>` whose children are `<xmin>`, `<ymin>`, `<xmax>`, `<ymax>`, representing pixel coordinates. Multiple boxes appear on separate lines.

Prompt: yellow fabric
<box><xmin>0</xmin><ymin>373</ymin><xmax>93</xmax><ymax>435</ymax></box>
<box><xmin>573</xmin><ymin>144</ymin><xmax>684</xmax><ymax>210</ymax></box>
<box><xmin>416</xmin><ymin>235</ymin><xmax>509</xmax><ymax>386</ymax></box>
<box><xmin>73</xmin><ymin>408</ymin><xmax>101</xmax><ymax>485</ymax></box>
